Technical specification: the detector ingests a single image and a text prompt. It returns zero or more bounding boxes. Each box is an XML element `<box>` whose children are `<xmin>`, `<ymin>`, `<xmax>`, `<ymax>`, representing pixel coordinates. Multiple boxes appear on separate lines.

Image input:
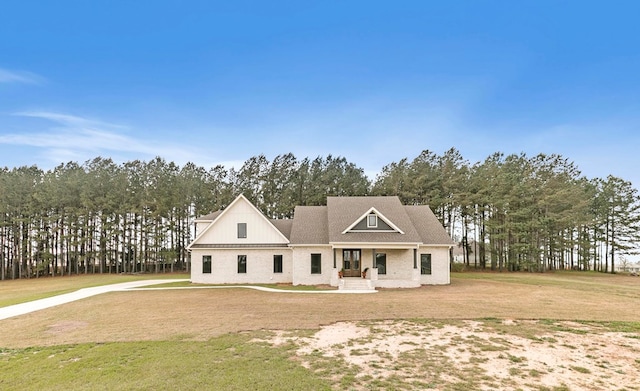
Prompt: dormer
<box><xmin>341</xmin><ymin>207</ymin><xmax>404</xmax><ymax>234</ymax></box>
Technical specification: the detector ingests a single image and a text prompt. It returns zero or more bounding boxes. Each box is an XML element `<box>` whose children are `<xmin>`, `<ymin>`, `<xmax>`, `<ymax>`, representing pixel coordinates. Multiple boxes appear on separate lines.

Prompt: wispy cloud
<box><xmin>0</xmin><ymin>68</ymin><xmax>44</xmax><ymax>84</ymax></box>
<box><xmin>1</xmin><ymin>111</ymin><xmax>206</xmax><ymax>167</ymax></box>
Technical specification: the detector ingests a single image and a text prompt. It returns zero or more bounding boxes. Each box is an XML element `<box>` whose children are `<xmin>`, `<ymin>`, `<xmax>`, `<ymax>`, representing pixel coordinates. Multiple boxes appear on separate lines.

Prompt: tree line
<box><xmin>0</xmin><ymin>154</ymin><xmax>369</xmax><ymax>279</ymax></box>
<box><xmin>1</xmin><ymin>149</ymin><xmax>639</xmax><ymax>279</ymax></box>
<box><xmin>373</xmin><ymin>149</ymin><xmax>640</xmax><ymax>273</ymax></box>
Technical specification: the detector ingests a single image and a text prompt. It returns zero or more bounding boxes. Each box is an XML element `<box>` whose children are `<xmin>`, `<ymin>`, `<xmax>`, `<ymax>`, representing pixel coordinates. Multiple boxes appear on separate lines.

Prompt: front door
<box><xmin>342</xmin><ymin>249</ymin><xmax>361</xmax><ymax>277</ymax></box>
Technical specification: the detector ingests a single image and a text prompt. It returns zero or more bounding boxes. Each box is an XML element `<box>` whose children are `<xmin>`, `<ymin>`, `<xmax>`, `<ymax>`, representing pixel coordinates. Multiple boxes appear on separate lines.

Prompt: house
<box><xmin>615</xmin><ymin>260</ymin><xmax>640</xmax><ymax>274</ymax></box>
<box><xmin>452</xmin><ymin>239</ymin><xmax>488</xmax><ymax>265</ymax></box>
<box><xmin>187</xmin><ymin>194</ymin><xmax>454</xmax><ymax>288</ymax></box>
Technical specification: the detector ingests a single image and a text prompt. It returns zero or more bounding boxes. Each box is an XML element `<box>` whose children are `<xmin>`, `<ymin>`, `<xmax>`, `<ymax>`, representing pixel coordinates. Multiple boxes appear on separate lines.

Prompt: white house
<box><xmin>187</xmin><ymin>194</ymin><xmax>454</xmax><ymax>289</ymax></box>
<box><xmin>615</xmin><ymin>260</ymin><xmax>640</xmax><ymax>274</ymax></box>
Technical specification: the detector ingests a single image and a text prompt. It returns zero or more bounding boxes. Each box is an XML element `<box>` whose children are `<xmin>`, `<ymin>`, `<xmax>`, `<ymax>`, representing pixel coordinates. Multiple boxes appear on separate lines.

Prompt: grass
<box><xmin>1</xmin><ymin>270</ymin><xmax>640</xmax><ymax>390</ymax></box>
<box><xmin>143</xmin><ymin>280</ymin><xmax>335</xmax><ymax>290</ymax></box>
<box><xmin>570</xmin><ymin>365</ymin><xmax>591</xmax><ymax>374</ymax></box>
<box><xmin>0</xmin><ymin>273</ymin><xmax>189</xmax><ymax>307</ymax></box>
<box><xmin>2</xmin><ymin>271</ymin><xmax>639</xmax><ymax>348</ymax></box>
<box><xmin>453</xmin><ymin>270</ymin><xmax>640</xmax><ymax>300</ymax></box>
<box><xmin>0</xmin><ymin>334</ymin><xmax>331</xmax><ymax>391</ymax></box>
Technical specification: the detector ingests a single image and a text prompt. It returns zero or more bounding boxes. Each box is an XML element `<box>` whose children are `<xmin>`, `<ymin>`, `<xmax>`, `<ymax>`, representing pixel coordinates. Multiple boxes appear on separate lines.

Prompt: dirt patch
<box><xmin>45</xmin><ymin>320</ymin><xmax>88</xmax><ymax>335</ymax></box>
<box><xmin>259</xmin><ymin>319</ymin><xmax>640</xmax><ymax>391</ymax></box>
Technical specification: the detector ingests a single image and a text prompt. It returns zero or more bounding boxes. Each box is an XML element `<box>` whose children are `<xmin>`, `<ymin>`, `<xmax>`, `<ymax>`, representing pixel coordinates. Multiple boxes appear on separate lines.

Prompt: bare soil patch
<box><xmin>257</xmin><ymin>319</ymin><xmax>640</xmax><ymax>390</ymax></box>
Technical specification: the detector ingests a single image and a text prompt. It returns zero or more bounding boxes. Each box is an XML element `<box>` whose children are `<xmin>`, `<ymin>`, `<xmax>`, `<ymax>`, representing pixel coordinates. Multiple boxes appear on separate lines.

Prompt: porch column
<box><xmin>333</xmin><ymin>248</ymin><xmax>336</xmax><ymax>269</ymax></box>
<box><xmin>413</xmin><ymin>248</ymin><xmax>417</xmax><ymax>269</ymax></box>
<box><xmin>372</xmin><ymin>249</ymin><xmax>376</xmax><ymax>268</ymax></box>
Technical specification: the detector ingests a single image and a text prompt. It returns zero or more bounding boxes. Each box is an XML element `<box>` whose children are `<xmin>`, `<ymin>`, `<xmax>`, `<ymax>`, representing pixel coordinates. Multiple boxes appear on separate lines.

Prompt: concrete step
<box><xmin>339</xmin><ymin>278</ymin><xmax>375</xmax><ymax>291</ymax></box>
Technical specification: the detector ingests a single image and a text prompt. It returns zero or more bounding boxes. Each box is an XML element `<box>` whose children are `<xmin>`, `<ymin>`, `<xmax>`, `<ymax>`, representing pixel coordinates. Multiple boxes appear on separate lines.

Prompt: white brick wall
<box><xmin>190</xmin><ymin>248</ymin><xmax>292</xmax><ymax>284</ymax></box>
<box><xmin>418</xmin><ymin>246</ymin><xmax>451</xmax><ymax>285</ymax></box>
<box><xmin>291</xmin><ymin>246</ymin><xmax>334</xmax><ymax>286</ymax></box>
<box><xmin>190</xmin><ymin>245</ymin><xmax>451</xmax><ymax>286</ymax></box>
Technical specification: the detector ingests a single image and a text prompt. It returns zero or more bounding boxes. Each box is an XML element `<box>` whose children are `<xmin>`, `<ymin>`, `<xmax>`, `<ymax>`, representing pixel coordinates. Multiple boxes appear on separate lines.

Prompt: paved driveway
<box><xmin>0</xmin><ymin>278</ymin><xmax>378</xmax><ymax>321</ymax></box>
<box><xmin>0</xmin><ymin>279</ymin><xmax>188</xmax><ymax>321</ymax></box>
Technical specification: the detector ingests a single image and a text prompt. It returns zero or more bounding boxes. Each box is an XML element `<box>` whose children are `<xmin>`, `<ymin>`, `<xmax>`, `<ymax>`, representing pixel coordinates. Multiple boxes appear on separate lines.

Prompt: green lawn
<box><xmin>0</xmin><ymin>334</ymin><xmax>331</xmax><ymax>391</ymax></box>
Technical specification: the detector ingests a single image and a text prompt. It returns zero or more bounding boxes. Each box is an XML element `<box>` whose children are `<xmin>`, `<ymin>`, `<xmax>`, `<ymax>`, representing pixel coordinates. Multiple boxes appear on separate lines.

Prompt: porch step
<box><xmin>339</xmin><ymin>278</ymin><xmax>375</xmax><ymax>291</ymax></box>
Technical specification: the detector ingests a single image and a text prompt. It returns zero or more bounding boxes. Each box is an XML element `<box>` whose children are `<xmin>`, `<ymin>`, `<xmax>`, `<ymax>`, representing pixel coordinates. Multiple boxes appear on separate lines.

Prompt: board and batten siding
<box><xmin>196</xmin><ymin>198</ymin><xmax>289</xmax><ymax>245</ymax></box>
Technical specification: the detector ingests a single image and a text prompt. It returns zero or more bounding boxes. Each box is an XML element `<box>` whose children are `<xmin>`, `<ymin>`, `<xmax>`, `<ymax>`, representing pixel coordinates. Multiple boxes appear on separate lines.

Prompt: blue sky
<box><xmin>1</xmin><ymin>1</ymin><xmax>640</xmax><ymax>187</ymax></box>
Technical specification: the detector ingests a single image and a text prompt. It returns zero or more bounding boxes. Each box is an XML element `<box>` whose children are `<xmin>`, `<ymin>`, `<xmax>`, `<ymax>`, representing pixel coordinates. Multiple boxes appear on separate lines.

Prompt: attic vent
<box><xmin>341</xmin><ymin>206</ymin><xmax>405</xmax><ymax>235</ymax></box>
<box><xmin>367</xmin><ymin>213</ymin><xmax>378</xmax><ymax>228</ymax></box>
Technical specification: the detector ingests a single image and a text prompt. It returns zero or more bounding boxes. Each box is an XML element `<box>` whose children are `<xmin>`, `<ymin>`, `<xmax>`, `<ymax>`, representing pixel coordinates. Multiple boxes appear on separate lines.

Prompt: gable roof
<box><xmin>188</xmin><ymin>194</ymin><xmax>290</xmax><ymax>249</ymax></box>
<box><xmin>341</xmin><ymin>206</ymin><xmax>405</xmax><ymax>234</ymax></box>
<box><xmin>190</xmin><ymin>195</ymin><xmax>453</xmax><ymax>248</ymax></box>
<box><xmin>327</xmin><ymin>196</ymin><xmax>423</xmax><ymax>243</ymax></box>
<box><xmin>194</xmin><ymin>208</ymin><xmax>292</xmax><ymax>239</ymax></box>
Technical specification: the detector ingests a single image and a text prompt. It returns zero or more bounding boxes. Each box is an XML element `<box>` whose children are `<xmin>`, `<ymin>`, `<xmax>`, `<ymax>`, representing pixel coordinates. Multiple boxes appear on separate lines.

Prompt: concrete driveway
<box><xmin>0</xmin><ymin>278</ymin><xmax>378</xmax><ymax>321</ymax></box>
<box><xmin>0</xmin><ymin>279</ymin><xmax>188</xmax><ymax>321</ymax></box>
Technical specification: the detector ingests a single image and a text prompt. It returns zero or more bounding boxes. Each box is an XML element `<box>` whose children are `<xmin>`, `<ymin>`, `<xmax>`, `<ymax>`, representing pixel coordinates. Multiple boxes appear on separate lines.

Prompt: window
<box><xmin>421</xmin><ymin>253</ymin><xmax>432</xmax><ymax>275</ymax></box>
<box><xmin>203</xmin><ymin>255</ymin><xmax>212</xmax><ymax>274</ymax></box>
<box><xmin>273</xmin><ymin>254</ymin><xmax>283</xmax><ymax>273</ymax></box>
<box><xmin>237</xmin><ymin>223</ymin><xmax>247</xmax><ymax>238</ymax></box>
<box><xmin>311</xmin><ymin>253</ymin><xmax>322</xmax><ymax>274</ymax></box>
<box><xmin>375</xmin><ymin>253</ymin><xmax>386</xmax><ymax>275</ymax></box>
<box><xmin>367</xmin><ymin>214</ymin><xmax>377</xmax><ymax>228</ymax></box>
<box><xmin>237</xmin><ymin>255</ymin><xmax>247</xmax><ymax>273</ymax></box>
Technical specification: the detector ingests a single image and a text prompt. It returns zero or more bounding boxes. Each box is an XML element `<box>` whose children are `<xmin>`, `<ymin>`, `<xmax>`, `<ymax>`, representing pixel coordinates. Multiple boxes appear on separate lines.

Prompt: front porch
<box><xmin>330</xmin><ymin>247</ymin><xmax>424</xmax><ymax>289</ymax></box>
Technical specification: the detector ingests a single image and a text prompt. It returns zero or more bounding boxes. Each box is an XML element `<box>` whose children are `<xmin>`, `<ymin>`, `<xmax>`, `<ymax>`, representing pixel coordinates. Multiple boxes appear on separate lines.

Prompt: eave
<box><xmin>329</xmin><ymin>242</ymin><xmax>423</xmax><ymax>249</ymax></box>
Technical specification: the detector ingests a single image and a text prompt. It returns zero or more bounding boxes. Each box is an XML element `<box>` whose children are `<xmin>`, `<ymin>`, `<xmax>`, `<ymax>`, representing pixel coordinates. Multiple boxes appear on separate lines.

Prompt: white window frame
<box><xmin>367</xmin><ymin>214</ymin><xmax>378</xmax><ymax>228</ymax></box>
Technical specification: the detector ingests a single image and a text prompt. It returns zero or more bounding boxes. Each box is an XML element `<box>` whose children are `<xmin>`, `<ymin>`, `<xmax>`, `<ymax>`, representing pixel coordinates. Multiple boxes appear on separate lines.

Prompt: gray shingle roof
<box><xmin>326</xmin><ymin>196</ymin><xmax>423</xmax><ymax>243</ymax></box>
<box><xmin>289</xmin><ymin>206</ymin><xmax>328</xmax><ymax>244</ymax></box>
<box><xmin>404</xmin><ymin>205</ymin><xmax>456</xmax><ymax>245</ymax></box>
<box><xmin>195</xmin><ymin>210</ymin><xmax>222</xmax><ymax>221</ymax></box>
<box><xmin>195</xmin><ymin>196</ymin><xmax>453</xmax><ymax>247</ymax></box>
<box><xmin>270</xmin><ymin>219</ymin><xmax>293</xmax><ymax>240</ymax></box>
<box><xmin>287</xmin><ymin>196</ymin><xmax>452</xmax><ymax>245</ymax></box>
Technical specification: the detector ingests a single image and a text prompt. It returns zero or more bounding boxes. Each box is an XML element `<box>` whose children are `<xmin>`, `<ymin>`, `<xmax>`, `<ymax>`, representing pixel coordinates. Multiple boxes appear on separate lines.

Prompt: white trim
<box><xmin>330</xmin><ymin>242</ymin><xmax>422</xmax><ymax>249</ymax></box>
<box><xmin>348</xmin><ymin>230</ymin><xmax>397</xmax><ymax>233</ymax></box>
<box><xmin>367</xmin><ymin>214</ymin><xmax>377</xmax><ymax>228</ymax></box>
<box><xmin>191</xmin><ymin>246</ymin><xmax>293</xmax><ymax>250</ymax></box>
<box><xmin>187</xmin><ymin>194</ymin><xmax>290</xmax><ymax>250</ymax></box>
<box><xmin>288</xmin><ymin>244</ymin><xmax>331</xmax><ymax>248</ymax></box>
<box><xmin>341</xmin><ymin>207</ymin><xmax>405</xmax><ymax>235</ymax></box>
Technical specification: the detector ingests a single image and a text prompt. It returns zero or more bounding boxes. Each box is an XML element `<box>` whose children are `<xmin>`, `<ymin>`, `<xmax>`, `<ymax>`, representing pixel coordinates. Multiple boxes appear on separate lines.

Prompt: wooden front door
<box><xmin>342</xmin><ymin>249</ymin><xmax>361</xmax><ymax>277</ymax></box>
